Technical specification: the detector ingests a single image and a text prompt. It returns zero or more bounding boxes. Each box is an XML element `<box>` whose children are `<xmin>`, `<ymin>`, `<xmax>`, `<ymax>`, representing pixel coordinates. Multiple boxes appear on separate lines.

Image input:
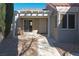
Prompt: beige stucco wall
<box><xmin>32</xmin><ymin>18</ymin><xmax>48</xmax><ymax>34</ymax></box>
<box><xmin>50</xmin><ymin>15</ymin><xmax>58</xmax><ymax>40</ymax></box>
<box><xmin>16</xmin><ymin>18</ymin><xmax>24</xmax><ymax>34</ymax></box>
<box><xmin>32</xmin><ymin>19</ymin><xmax>39</xmax><ymax>32</ymax></box>
<box><xmin>47</xmin><ymin>5</ymin><xmax>79</xmax><ymax>43</ymax></box>
<box><xmin>18</xmin><ymin>18</ymin><xmax>48</xmax><ymax>34</ymax></box>
<box><xmin>39</xmin><ymin>18</ymin><xmax>48</xmax><ymax>33</ymax></box>
<box><xmin>58</xmin><ymin>13</ymin><xmax>78</xmax><ymax>43</ymax></box>
<box><xmin>18</xmin><ymin>19</ymin><xmax>24</xmax><ymax>31</ymax></box>
<box><xmin>50</xmin><ymin>13</ymin><xmax>78</xmax><ymax>43</ymax></box>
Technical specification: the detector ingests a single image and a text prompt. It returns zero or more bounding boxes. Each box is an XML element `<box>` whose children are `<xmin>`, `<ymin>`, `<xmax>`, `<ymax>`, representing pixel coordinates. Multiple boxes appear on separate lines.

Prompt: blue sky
<box><xmin>14</xmin><ymin>3</ymin><xmax>46</xmax><ymax>10</ymax></box>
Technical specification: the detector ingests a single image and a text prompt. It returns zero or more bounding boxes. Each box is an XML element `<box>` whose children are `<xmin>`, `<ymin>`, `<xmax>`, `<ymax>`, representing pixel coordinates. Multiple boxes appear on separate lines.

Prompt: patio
<box><xmin>18</xmin><ymin>32</ymin><xmax>60</xmax><ymax>56</ymax></box>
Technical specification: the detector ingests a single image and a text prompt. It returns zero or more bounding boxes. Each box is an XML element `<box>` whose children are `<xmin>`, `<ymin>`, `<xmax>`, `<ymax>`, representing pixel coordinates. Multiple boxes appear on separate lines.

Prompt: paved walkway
<box><xmin>54</xmin><ymin>42</ymin><xmax>79</xmax><ymax>56</ymax></box>
<box><xmin>17</xmin><ymin>32</ymin><xmax>79</xmax><ymax>56</ymax></box>
<box><xmin>37</xmin><ymin>35</ymin><xmax>60</xmax><ymax>56</ymax></box>
<box><xmin>0</xmin><ymin>32</ymin><xmax>60</xmax><ymax>56</ymax></box>
<box><xmin>0</xmin><ymin>32</ymin><xmax>18</xmax><ymax>56</ymax></box>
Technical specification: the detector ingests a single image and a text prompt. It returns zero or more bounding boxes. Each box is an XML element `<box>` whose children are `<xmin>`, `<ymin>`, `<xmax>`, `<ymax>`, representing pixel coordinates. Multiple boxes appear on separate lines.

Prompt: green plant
<box><xmin>4</xmin><ymin>3</ymin><xmax>14</xmax><ymax>38</ymax></box>
<box><xmin>33</xmin><ymin>11</ymin><xmax>38</xmax><ymax>13</ymax></box>
<box><xmin>0</xmin><ymin>4</ymin><xmax>6</xmax><ymax>34</ymax></box>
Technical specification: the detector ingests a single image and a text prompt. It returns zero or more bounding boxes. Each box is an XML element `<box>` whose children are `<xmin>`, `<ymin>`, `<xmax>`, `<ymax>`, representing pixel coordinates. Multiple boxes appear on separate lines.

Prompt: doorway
<box><xmin>24</xmin><ymin>20</ymin><xmax>32</xmax><ymax>32</ymax></box>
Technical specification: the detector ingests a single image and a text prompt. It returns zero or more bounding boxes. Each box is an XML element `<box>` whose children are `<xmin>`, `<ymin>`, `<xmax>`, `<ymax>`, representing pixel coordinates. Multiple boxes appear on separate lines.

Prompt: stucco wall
<box><xmin>39</xmin><ymin>18</ymin><xmax>48</xmax><ymax>34</ymax></box>
<box><xmin>16</xmin><ymin>18</ymin><xmax>24</xmax><ymax>35</ymax></box>
<box><xmin>50</xmin><ymin>13</ymin><xmax>78</xmax><ymax>43</ymax></box>
<box><xmin>47</xmin><ymin>5</ymin><xmax>79</xmax><ymax>43</ymax></box>
<box><xmin>57</xmin><ymin>13</ymin><xmax>78</xmax><ymax>43</ymax></box>
<box><xmin>77</xmin><ymin>13</ymin><xmax>79</xmax><ymax>43</ymax></box>
<box><xmin>50</xmin><ymin>15</ymin><xmax>58</xmax><ymax>40</ymax></box>
<box><xmin>31</xmin><ymin>18</ymin><xmax>48</xmax><ymax>34</ymax></box>
<box><xmin>32</xmin><ymin>19</ymin><xmax>39</xmax><ymax>32</ymax></box>
<box><xmin>58</xmin><ymin>30</ymin><xmax>78</xmax><ymax>43</ymax></box>
<box><xmin>17</xmin><ymin>18</ymin><xmax>48</xmax><ymax>34</ymax></box>
<box><xmin>18</xmin><ymin>19</ymin><xmax>24</xmax><ymax>31</ymax></box>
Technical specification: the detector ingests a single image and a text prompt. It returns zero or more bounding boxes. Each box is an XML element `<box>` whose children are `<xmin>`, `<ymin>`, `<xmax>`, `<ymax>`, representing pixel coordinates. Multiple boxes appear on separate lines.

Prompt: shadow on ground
<box><xmin>47</xmin><ymin>37</ymin><xmax>79</xmax><ymax>56</ymax></box>
<box><xmin>0</xmin><ymin>32</ymin><xmax>38</xmax><ymax>56</ymax></box>
<box><xmin>0</xmin><ymin>32</ymin><xmax>18</xmax><ymax>56</ymax></box>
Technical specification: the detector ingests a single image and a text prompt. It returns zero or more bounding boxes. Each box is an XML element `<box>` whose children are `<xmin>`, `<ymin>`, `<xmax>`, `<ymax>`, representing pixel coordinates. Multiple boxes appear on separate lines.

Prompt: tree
<box><xmin>4</xmin><ymin>3</ymin><xmax>14</xmax><ymax>38</ymax></box>
<box><xmin>0</xmin><ymin>4</ymin><xmax>6</xmax><ymax>35</ymax></box>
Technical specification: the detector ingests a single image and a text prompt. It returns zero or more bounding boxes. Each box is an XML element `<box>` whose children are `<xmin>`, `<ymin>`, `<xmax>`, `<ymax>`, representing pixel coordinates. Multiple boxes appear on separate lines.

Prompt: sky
<box><xmin>14</xmin><ymin>3</ymin><xmax>47</xmax><ymax>10</ymax></box>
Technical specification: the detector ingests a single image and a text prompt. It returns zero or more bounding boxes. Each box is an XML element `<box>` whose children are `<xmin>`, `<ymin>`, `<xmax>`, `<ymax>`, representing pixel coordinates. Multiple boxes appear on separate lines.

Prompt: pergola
<box><xmin>12</xmin><ymin>9</ymin><xmax>52</xmax><ymax>38</ymax></box>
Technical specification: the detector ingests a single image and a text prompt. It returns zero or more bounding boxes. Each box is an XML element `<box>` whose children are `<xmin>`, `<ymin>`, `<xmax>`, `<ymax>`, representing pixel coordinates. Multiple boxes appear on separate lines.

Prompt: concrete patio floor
<box><xmin>0</xmin><ymin>32</ymin><xmax>60</xmax><ymax>56</ymax></box>
<box><xmin>1</xmin><ymin>32</ymin><xmax>79</xmax><ymax>56</ymax></box>
<box><xmin>18</xmin><ymin>32</ymin><xmax>60</xmax><ymax>56</ymax></box>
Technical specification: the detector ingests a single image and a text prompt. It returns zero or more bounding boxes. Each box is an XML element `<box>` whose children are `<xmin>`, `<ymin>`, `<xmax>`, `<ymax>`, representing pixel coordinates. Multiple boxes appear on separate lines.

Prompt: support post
<box><xmin>13</xmin><ymin>13</ymin><xmax>19</xmax><ymax>37</ymax></box>
<box><xmin>48</xmin><ymin>11</ymin><xmax>51</xmax><ymax>38</ymax></box>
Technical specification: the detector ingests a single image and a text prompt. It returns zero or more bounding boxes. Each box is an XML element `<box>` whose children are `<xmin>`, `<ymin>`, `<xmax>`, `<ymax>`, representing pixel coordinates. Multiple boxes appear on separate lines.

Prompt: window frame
<box><xmin>60</xmin><ymin>13</ymin><xmax>76</xmax><ymax>30</ymax></box>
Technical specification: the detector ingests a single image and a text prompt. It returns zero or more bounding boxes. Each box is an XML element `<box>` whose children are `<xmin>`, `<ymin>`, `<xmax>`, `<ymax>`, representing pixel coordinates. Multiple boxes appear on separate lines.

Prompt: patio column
<box><xmin>57</xmin><ymin>12</ymin><xmax>60</xmax><ymax>27</ymax></box>
<box><xmin>48</xmin><ymin>11</ymin><xmax>51</xmax><ymax>38</ymax></box>
<box><xmin>13</xmin><ymin>13</ymin><xmax>19</xmax><ymax>37</ymax></box>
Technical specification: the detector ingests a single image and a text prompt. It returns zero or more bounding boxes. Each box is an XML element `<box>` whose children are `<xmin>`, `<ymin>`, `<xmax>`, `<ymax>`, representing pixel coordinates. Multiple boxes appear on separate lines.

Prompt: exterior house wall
<box><xmin>33</xmin><ymin>18</ymin><xmax>48</xmax><ymax>34</ymax></box>
<box><xmin>32</xmin><ymin>19</ymin><xmax>39</xmax><ymax>32</ymax></box>
<box><xmin>49</xmin><ymin>6</ymin><xmax>79</xmax><ymax>43</ymax></box>
<box><xmin>16</xmin><ymin>18</ymin><xmax>24</xmax><ymax>35</ymax></box>
<box><xmin>39</xmin><ymin>18</ymin><xmax>48</xmax><ymax>34</ymax></box>
<box><xmin>56</xmin><ymin>7</ymin><xmax>78</xmax><ymax>43</ymax></box>
<box><xmin>58</xmin><ymin>30</ymin><xmax>78</xmax><ymax>43</ymax></box>
<box><xmin>77</xmin><ymin>13</ymin><xmax>79</xmax><ymax>42</ymax></box>
<box><xmin>20</xmin><ymin>19</ymin><xmax>24</xmax><ymax>31</ymax></box>
<box><xmin>17</xmin><ymin>18</ymin><xmax>48</xmax><ymax>34</ymax></box>
<box><xmin>50</xmin><ymin>15</ymin><xmax>58</xmax><ymax>40</ymax></box>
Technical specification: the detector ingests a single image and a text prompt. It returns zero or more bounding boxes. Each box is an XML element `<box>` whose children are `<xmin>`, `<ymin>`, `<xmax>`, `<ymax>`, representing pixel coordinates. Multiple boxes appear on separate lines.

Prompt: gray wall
<box><xmin>57</xmin><ymin>13</ymin><xmax>78</xmax><ymax>43</ymax></box>
<box><xmin>50</xmin><ymin>14</ymin><xmax>58</xmax><ymax>40</ymax></box>
<box><xmin>58</xmin><ymin>30</ymin><xmax>78</xmax><ymax>43</ymax></box>
<box><xmin>77</xmin><ymin>13</ymin><xmax>79</xmax><ymax>43</ymax></box>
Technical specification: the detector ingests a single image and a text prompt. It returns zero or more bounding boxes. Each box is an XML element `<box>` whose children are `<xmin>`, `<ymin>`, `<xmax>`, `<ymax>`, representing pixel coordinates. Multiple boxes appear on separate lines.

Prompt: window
<box><xmin>61</xmin><ymin>13</ymin><xmax>75</xmax><ymax>29</ymax></box>
<box><xmin>68</xmin><ymin>14</ymin><xmax>75</xmax><ymax>28</ymax></box>
<box><xmin>61</xmin><ymin>14</ymin><xmax>67</xmax><ymax>28</ymax></box>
